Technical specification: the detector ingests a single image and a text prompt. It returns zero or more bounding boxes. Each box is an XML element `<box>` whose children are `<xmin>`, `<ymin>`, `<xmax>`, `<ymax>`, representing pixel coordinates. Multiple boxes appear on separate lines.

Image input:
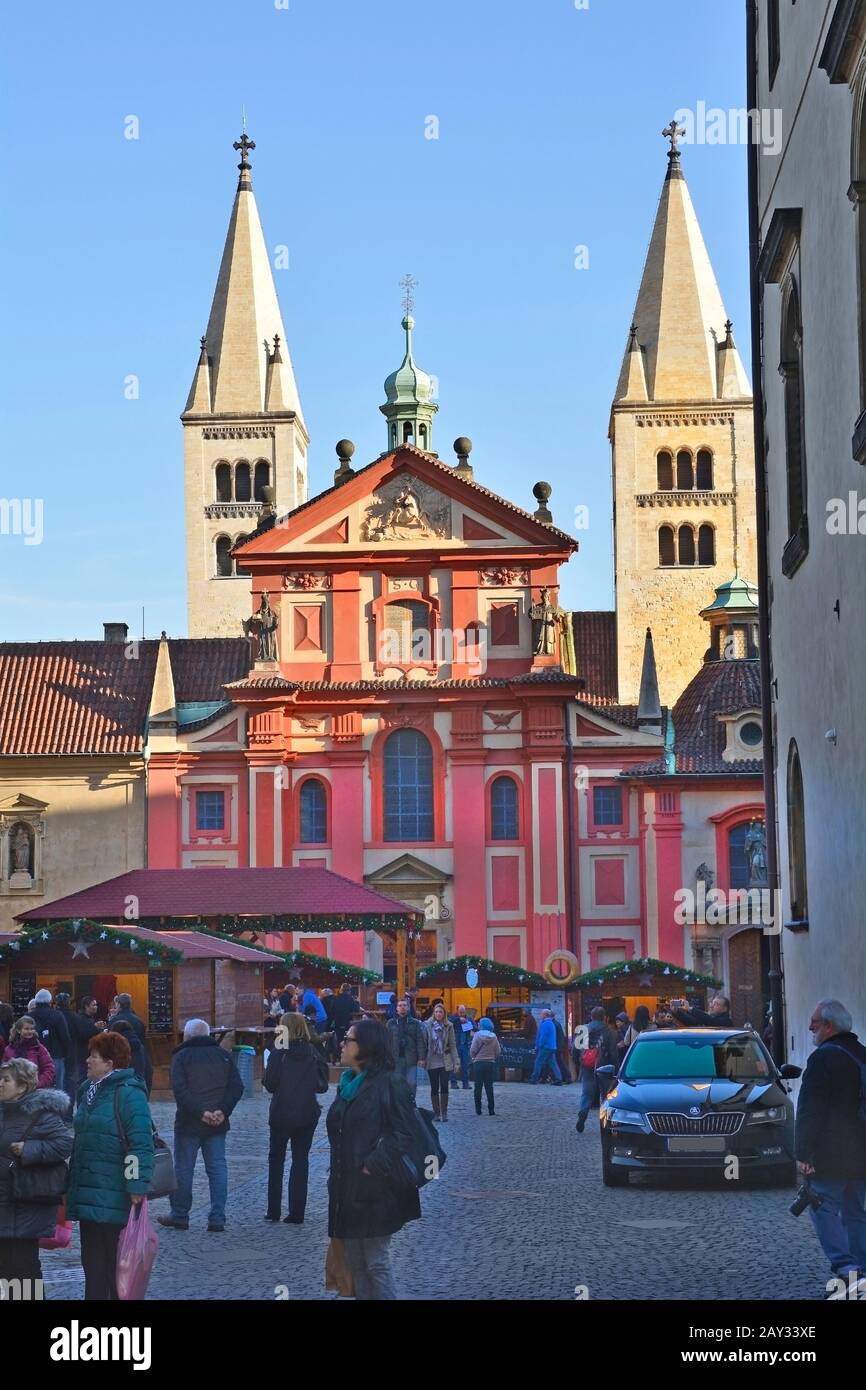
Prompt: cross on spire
<box><xmin>233</xmin><ymin>131</ymin><xmax>255</xmax><ymax>171</ymax></box>
<box><xmin>662</xmin><ymin>118</ymin><xmax>684</xmax><ymax>160</ymax></box>
<box><xmin>400</xmin><ymin>273</ymin><xmax>418</xmax><ymax>317</ymax></box>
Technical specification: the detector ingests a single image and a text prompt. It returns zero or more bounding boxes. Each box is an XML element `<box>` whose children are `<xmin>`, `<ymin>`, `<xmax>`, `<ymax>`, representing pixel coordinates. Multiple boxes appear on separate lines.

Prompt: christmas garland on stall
<box><xmin>91</xmin><ymin>912</ymin><xmax>421</xmax><ymax>935</ymax></box>
<box><xmin>417</xmin><ymin>954</ymin><xmax>549</xmax><ymax>989</ymax></box>
<box><xmin>188</xmin><ymin>930</ymin><xmax>383</xmax><ymax>985</ymax></box>
<box><xmin>569</xmin><ymin>957</ymin><xmax>722</xmax><ymax>991</ymax></box>
<box><xmin>0</xmin><ymin>919</ymin><xmax>183</xmax><ymax>966</ymax></box>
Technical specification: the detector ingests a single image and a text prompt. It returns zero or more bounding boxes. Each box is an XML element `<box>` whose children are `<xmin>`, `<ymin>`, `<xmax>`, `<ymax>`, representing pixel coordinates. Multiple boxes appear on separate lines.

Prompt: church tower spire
<box><xmin>182</xmin><ymin>132</ymin><xmax>309</xmax><ymax>637</ymax></box>
<box><xmin>380</xmin><ymin>276</ymin><xmax>438</xmax><ymax>453</ymax></box>
<box><xmin>609</xmin><ymin>126</ymin><xmax>757</xmax><ymax>706</ymax></box>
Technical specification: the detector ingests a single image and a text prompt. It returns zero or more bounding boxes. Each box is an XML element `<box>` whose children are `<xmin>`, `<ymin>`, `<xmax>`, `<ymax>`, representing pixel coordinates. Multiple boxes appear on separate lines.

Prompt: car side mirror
<box><xmin>779</xmin><ymin>1063</ymin><xmax>801</xmax><ymax>1079</ymax></box>
<box><xmin>595</xmin><ymin>1064</ymin><xmax>615</xmax><ymax>1076</ymax></box>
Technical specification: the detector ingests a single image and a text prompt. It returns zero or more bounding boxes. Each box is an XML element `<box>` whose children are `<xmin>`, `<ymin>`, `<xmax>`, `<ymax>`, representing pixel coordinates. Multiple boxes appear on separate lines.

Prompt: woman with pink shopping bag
<box><xmin>66</xmin><ymin>1032</ymin><xmax>155</xmax><ymax>1300</ymax></box>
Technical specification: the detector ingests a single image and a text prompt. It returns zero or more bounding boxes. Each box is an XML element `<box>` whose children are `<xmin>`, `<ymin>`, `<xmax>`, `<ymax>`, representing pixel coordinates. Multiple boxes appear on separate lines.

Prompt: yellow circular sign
<box><xmin>543</xmin><ymin>949</ymin><xmax>581</xmax><ymax>987</ymax></box>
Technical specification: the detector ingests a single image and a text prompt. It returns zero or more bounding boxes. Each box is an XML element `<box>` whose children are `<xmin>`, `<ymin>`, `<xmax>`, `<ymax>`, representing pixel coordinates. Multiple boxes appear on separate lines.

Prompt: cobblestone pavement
<box><xmin>43</xmin><ymin>1082</ymin><xmax>824</xmax><ymax>1301</ymax></box>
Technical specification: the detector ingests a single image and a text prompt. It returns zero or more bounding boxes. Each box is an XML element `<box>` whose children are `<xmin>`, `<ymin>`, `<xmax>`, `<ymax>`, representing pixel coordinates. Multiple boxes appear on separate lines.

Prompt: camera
<box><xmin>789</xmin><ymin>1182</ymin><xmax>822</xmax><ymax>1217</ymax></box>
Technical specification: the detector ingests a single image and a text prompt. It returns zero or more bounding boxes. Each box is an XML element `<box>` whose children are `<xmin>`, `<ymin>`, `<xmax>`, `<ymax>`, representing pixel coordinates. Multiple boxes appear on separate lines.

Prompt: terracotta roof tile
<box><xmin>0</xmin><ymin>642</ymin><xmax>159</xmax><ymax>756</ymax></box>
<box><xmin>572</xmin><ymin>612</ymin><xmax>618</xmax><ymax>703</ymax></box>
<box><xmin>626</xmin><ymin>659</ymin><xmax>763</xmax><ymax>777</ymax></box>
<box><xmin>168</xmin><ymin>638</ymin><xmax>249</xmax><ymax>702</ymax></box>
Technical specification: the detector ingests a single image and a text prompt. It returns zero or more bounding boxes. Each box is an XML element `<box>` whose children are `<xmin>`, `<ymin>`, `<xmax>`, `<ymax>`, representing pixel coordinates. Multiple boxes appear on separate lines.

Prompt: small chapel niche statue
<box><xmin>9</xmin><ymin>823</ymin><xmax>33</xmax><ymax>880</ymax></box>
<box><xmin>530</xmin><ymin>586</ymin><xmax>561</xmax><ymax>657</ymax></box>
<box><xmin>244</xmin><ymin>592</ymin><xmax>279</xmax><ymax>664</ymax></box>
<box><xmin>745</xmin><ymin>819</ymin><xmax>768</xmax><ymax>888</ymax></box>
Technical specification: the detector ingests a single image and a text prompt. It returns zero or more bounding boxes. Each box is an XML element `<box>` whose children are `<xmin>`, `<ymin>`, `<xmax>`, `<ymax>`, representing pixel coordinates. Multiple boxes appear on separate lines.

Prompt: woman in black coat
<box><xmin>0</xmin><ymin>1058</ymin><xmax>73</xmax><ymax>1285</ymax></box>
<box><xmin>326</xmin><ymin>1018</ymin><xmax>421</xmax><ymax>1300</ymax></box>
<box><xmin>264</xmin><ymin>1014</ymin><xmax>329</xmax><ymax>1223</ymax></box>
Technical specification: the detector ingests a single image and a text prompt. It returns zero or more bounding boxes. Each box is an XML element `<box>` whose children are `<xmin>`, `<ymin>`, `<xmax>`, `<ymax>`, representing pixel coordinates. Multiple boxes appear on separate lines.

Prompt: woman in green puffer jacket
<box><xmin>67</xmin><ymin>1031</ymin><xmax>154</xmax><ymax>1300</ymax></box>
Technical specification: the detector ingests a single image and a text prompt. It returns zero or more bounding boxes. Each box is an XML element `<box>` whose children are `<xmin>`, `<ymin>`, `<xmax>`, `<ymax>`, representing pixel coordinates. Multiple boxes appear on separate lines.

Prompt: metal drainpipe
<box><xmin>564</xmin><ymin>700</ymin><xmax>579</xmax><ymax>961</ymax></box>
<box><xmin>746</xmin><ymin>0</ymin><xmax>785</xmax><ymax>1065</ymax></box>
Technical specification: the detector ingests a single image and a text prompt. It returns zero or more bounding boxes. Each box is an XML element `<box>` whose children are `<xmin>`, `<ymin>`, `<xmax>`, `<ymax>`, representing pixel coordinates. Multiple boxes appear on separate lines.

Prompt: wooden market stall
<box><xmin>0</xmin><ymin>921</ymin><xmax>284</xmax><ymax>1093</ymax></box>
<box><xmin>566</xmin><ymin>956</ymin><xmax>722</xmax><ymax>1032</ymax></box>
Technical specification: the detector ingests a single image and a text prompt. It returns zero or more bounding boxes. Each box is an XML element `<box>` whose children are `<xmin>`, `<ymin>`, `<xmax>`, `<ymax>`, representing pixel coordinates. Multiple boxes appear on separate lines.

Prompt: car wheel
<box><xmin>602</xmin><ymin>1149</ymin><xmax>629</xmax><ymax>1187</ymax></box>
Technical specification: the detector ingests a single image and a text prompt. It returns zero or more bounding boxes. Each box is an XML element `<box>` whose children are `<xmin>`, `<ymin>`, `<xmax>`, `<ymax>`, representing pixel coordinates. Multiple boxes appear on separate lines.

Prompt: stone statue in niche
<box><xmin>530</xmin><ymin>586</ymin><xmax>561</xmax><ymax>656</ymax></box>
<box><xmin>362</xmin><ymin>477</ymin><xmax>451</xmax><ymax>541</ymax></box>
<box><xmin>244</xmin><ymin>592</ymin><xmax>279</xmax><ymax>663</ymax></box>
<box><xmin>745</xmin><ymin>819</ymin><xmax>768</xmax><ymax>887</ymax></box>
<box><xmin>10</xmin><ymin>824</ymin><xmax>32</xmax><ymax>878</ymax></box>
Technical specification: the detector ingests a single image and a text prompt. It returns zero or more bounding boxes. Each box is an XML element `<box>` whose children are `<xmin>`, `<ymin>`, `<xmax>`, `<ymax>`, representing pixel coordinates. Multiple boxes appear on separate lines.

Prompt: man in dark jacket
<box><xmin>109</xmin><ymin>993</ymin><xmax>147</xmax><ymax>1044</ymax></box>
<box><xmin>795</xmin><ymin>998</ymin><xmax>866</xmax><ymax>1290</ymax></box>
<box><xmin>575</xmin><ymin>1008</ymin><xmax>619</xmax><ymax>1131</ymax></box>
<box><xmin>30</xmin><ymin>990</ymin><xmax>71</xmax><ymax>1093</ymax></box>
<box><xmin>330</xmin><ymin>984</ymin><xmax>359</xmax><ymax>1045</ymax></box>
<box><xmin>387</xmin><ymin>999</ymin><xmax>426</xmax><ymax>1098</ymax></box>
<box><xmin>671</xmin><ymin>994</ymin><xmax>733</xmax><ymax>1028</ymax></box>
<box><xmin>159</xmin><ymin>1020</ymin><xmax>244</xmax><ymax>1234</ymax></box>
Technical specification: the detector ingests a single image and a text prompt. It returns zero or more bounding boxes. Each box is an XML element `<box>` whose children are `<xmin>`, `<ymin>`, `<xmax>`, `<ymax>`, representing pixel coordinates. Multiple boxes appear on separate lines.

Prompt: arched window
<box><xmin>657</xmin><ymin>451</ymin><xmax>673</xmax><ymax>491</ymax></box>
<box><xmin>698</xmin><ymin>524</ymin><xmax>715</xmax><ymax>565</ymax></box>
<box><xmin>299</xmin><ymin>779</ymin><xmax>327</xmax><ymax>844</ymax></box>
<box><xmin>391</xmin><ymin>424</ymin><xmax>397</xmax><ymax>449</ymax></box>
<box><xmin>781</xmin><ymin>282</ymin><xmax>807</xmax><ymax>545</ymax></box>
<box><xmin>728</xmin><ymin>822</ymin><xmax>750</xmax><ymax>889</ymax></box>
<box><xmin>418</xmin><ymin>423</ymin><xmax>428</xmax><ymax>451</ymax></box>
<box><xmin>234</xmin><ymin>534</ymin><xmax>248</xmax><ymax>576</ymax></box>
<box><xmin>696</xmin><ymin>449</ymin><xmax>713</xmax><ymax>490</ymax></box>
<box><xmin>384</xmin><ymin>729</ymin><xmax>434</xmax><ymax>841</ymax></box>
<box><xmin>658</xmin><ymin>525</ymin><xmax>675</xmax><ymax>566</ymax></box>
<box><xmin>678</xmin><ymin>525</ymin><xmax>695</xmax><ymax>566</ymax></box>
<box><xmin>215</xmin><ymin>535</ymin><xmax>233</xmax><ymax>577</ymax></box>
<box><xmin>402</xmin><ymin>421</ymin><xmax>414</xmax><ymax>445</ymax></box>
<box><xmin>253</xmin><ymin>461</ymin><xmax>270</xmax><ymax>501</ymax></box>
<box><xmin>676</xmin><ymin>450</ymin><xmax>694</xmax><ymax>490</ymax></box>
<box><xmin>787</xmin><ymin>741</ymin><xmax>808</xmax><ymax>924</ymax></box>
<box><xmin>235</xmin><ymin>461</ymin><xmax>251</xmax><ymax>502</ymax></box>
<box><xmin>490</xmin><ymin>776</ymin><xmax>519</xmax><ymax>841</ymax></box>
<box><xmin>380</xmin><ymin>600</ymin><xmax>431</xmax><ymax>665</ymax></box>
<box><xmin>215</xmin><ymin>462</ymin><xmax>232</xmax><ymax>502</ymax></box>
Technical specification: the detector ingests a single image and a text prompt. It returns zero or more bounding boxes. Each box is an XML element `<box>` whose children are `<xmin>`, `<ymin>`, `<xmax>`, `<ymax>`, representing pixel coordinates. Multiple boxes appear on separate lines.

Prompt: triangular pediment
<box><xmin>235</xmin><ymin>447</ymin><xmax>576</xmax><ymax>560</ymax></box>
<box><xmin>572</xmin><ymin>704</ymin><xmax>665</xmax><ymax>746</ymax></box>
<box><xmin>365</xmin><ymin>854</ymin><xmax>452</xmax><ymax>888</ymax></box>
<box><xmin>0</xmin><ymin>793</ymin><xmax>49</xmax><ymax>812</ymax></box>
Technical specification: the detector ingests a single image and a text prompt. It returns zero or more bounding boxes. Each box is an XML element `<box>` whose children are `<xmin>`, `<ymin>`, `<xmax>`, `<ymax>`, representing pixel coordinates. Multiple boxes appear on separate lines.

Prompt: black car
<box><xmin>598</xmin><ymin>1028</ymin><xmax>800</xmax><ymax>1187</ymax></box>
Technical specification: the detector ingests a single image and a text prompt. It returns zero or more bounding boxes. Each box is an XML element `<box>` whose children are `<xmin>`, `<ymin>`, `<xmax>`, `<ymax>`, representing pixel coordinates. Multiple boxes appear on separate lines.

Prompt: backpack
<box><xmin>825</xmin><ymin>1044</ymin><xmax>866</xmax><ymax>1125</ymax></box>
<box><xmin>581</xmin><ymin>1047</ymin><xmax>599</xmax><ymax>1071</ymax></box>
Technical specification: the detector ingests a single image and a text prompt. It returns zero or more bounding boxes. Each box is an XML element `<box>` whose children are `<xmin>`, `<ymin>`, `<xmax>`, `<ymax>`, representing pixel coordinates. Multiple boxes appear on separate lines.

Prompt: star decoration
<box><xmin>71</xmin><ymin>939</ymin><xmax>91</xmax><ymax>959</ymax></box>
<box><xmin>41</xmin><ymin>932</ymin><xmax>48</xmax><ymax>941</ymax></box>
<box><xmin>99</xmin><ymin>931</ymin><xmax>108</xmax><ymax>940</ymax></box>
<box><xmin>639</xmin><ymin>973</ymin><xmax>653</xmax><ymax>987</ymax></box>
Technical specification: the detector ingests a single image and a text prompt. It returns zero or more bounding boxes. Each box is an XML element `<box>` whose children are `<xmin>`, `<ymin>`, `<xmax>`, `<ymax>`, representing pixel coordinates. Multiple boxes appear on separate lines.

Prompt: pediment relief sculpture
<box><xmin>361</xmin><ymin>478</ymin><xmax>451</xmax><ymax>542</ymax></box>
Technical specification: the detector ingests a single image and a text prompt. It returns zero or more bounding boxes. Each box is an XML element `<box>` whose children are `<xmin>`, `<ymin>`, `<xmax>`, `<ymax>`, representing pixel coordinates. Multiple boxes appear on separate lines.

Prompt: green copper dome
<box><xmin>380</xmin><ymin>313</ymin><xmax>439</xmax><ymax>452</ymax></box>
<box><xmin>701</xmin><ymin>575</ymin><xmax>759</xmax><ymax>616</ymax></box>
<box><xmin>383</xmin><ymin>316</ymin><xmax>436</xmax><ymax>404</ymax></box>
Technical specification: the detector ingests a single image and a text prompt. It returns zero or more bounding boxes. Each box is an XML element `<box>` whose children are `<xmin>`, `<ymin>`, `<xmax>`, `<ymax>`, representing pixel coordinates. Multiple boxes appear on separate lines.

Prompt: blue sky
<box><xmin>1</xmin><ymin>0</ymin><xmax>750</xmax><ymax>640</ymax></box>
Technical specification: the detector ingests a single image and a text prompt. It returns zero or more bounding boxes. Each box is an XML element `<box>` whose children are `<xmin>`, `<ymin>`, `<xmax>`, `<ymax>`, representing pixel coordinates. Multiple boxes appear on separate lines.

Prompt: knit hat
<box><xmin>479</xmin><ymin>1017</ymin><xmax>494</xmax><ymax>1032</ymax></box>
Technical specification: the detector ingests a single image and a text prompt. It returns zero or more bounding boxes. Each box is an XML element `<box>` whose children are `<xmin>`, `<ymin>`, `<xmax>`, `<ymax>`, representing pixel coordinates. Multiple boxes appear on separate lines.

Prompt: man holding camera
<box><xmin>794</xmin><ymin>999</ymin><xmax>866</xmax><ymax>1294</ymax></box>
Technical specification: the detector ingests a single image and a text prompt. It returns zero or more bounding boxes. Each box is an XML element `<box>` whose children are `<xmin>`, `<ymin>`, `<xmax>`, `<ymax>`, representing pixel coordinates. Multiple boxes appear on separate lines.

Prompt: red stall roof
<box><xmin>15</xmin><ymin>867</ymin><xmax>418</xmax><ymax>928</ymax></box>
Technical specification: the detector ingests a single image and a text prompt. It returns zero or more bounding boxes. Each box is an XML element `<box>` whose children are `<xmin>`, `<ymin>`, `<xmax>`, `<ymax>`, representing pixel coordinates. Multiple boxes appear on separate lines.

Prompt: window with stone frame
<box><xmin>383</xmin><ymin>728</ymin><xmax>434</xmax><ymax>842</ymax></box>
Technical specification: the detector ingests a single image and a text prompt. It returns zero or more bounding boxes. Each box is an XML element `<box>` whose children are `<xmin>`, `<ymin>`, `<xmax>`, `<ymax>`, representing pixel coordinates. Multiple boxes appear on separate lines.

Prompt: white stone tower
<box><xmin>182</xmin><ymin>132</ymin><xmax>308</xmax><ymax>637</ymax></box>
<box><xmin>610</xmin><ymin>122</ymin><xmax>756</xmax><ymax>707</ymax></box>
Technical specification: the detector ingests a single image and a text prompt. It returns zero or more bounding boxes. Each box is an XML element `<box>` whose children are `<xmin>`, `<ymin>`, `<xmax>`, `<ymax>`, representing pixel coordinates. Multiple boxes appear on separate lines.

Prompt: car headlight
<box><xmin>746</xmin><ymin>1106</ymin><xmax>786</xmax><ymax>1124</ymax></box>
<box><xmin>610</xmin><ymin>1108</ymin><xmax>646</xmax><ymax>1127</ymax></box>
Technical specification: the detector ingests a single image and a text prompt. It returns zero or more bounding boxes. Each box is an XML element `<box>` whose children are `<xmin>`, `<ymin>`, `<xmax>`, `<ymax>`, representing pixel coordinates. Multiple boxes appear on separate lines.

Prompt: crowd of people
<box><xmin>1</xmin><ymin>983</ymin><xmax>864</xmax><ymax>1301</ymax></box>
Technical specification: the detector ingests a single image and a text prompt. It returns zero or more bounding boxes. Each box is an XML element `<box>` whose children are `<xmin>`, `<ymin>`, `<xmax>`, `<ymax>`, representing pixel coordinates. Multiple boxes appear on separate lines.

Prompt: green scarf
<box><xmin>338</xmin><ymin>1068</ymin><xmax>367</xmax><ymax>1103</ymax></box>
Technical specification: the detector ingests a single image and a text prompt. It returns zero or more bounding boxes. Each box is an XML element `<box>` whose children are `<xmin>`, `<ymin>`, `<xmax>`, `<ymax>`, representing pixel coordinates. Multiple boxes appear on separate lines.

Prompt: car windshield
<box><xmin>622</xmin><ymin>1035</ymin><xmax>771</xmax><ymax>1081</ymax></box>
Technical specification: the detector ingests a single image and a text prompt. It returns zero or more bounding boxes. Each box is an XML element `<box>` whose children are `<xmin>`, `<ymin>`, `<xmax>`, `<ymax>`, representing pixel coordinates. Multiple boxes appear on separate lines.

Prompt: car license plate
<box><xmin>667</xmin><ymin>1136</ymin><xmax>727</xmax><ymax>1153</ymax></box>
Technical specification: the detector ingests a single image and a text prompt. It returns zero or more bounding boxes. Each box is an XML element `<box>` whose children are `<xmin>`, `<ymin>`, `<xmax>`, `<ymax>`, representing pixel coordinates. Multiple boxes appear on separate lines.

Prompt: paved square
<box><xmin>42</xmin><ymin>1082</ymin><xmax>823</xmax><ymax>1301</ymax></box>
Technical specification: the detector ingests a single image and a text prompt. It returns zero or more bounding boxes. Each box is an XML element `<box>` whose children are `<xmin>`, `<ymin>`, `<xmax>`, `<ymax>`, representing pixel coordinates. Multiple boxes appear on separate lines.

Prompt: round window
<box><xmin>739</xmin><ymin>720</ymin><xmax>763</xmax><ymax>747</ymax></box>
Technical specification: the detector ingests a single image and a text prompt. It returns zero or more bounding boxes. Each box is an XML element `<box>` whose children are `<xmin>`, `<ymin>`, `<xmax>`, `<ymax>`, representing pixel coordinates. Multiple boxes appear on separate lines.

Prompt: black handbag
<box><xmin>9</xmin><ymin>1115</ymin><xmax>68</xmax><ymax>1205</ymax></box>
<box><xmin>112</xmin><ymin>1085</ymin><xmax>176</xmax><ymax>1199</ymax></box>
